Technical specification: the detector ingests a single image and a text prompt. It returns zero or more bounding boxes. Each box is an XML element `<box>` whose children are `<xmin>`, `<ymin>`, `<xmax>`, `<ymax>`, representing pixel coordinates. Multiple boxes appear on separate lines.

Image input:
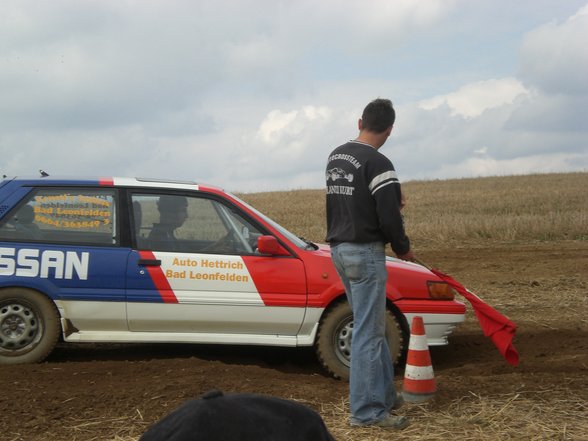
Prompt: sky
<box><xmin>1</xmin><ymin>0</ymin><xmax>587</xmax><ymax>193</ymax></box>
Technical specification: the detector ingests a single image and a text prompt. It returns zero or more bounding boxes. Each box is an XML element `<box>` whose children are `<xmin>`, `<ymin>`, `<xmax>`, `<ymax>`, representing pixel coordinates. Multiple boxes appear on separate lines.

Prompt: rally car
<box><xmin>0</xmin><ymin>176</ymin><xmax>465</xmax><ymax>379</ymax></box>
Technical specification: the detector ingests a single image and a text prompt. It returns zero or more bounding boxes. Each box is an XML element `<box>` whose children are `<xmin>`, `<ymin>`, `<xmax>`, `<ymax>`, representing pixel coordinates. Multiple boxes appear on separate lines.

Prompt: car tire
<box><xmin>0</xmin><ymin>288</ymin><xmax>60</xmax><ymax>365</ymax></box>
<box><xmin>315</xmin><ymin>300</ymin><xmax>405</xmax><ymax>380</ymax></box>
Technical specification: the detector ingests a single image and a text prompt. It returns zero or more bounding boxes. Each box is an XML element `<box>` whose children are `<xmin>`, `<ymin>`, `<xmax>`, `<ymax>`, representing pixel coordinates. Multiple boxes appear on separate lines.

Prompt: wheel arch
<box><xmin>386</xmin><ymin>298</ymin><xmax>410</xmax><ymax>365</ymax></box>
<box><xmin>386</xmin><ymin>299</ymin><xmax>410</xmax><ymax>341</ymax></box>
<box><xmin>314</xmin><ymin>292</ymin><xmax>410</xmax><ymax>380</ymax></box>
<box><xmin>0</xmin><ymin>284</ymin><xmax>63</xmax><ymax>321</ymax></box>
<box><xmin>317</xmin><ymin>292</ymin><xmax>411</xmax><ymax>341</ymax></box>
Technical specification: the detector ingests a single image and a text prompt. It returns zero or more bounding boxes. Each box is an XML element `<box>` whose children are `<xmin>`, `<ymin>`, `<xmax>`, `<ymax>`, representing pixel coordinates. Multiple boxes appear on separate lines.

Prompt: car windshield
<box><xmin>228</xmin><ymin>193</ymin><xmax>313</xmax><ymax>250</ymax></box>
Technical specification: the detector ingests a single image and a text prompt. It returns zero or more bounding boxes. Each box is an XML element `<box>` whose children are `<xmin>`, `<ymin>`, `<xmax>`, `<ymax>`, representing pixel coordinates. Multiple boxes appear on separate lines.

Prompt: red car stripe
<box><xmin>139</xmin><ymin>251</ymin><xmax>178</xmax><ymax>304</ymax></box>
<box><xmin>99</xmin><ymin>177</ymin><xmax>114</xmax><ymax>186</ymax></box>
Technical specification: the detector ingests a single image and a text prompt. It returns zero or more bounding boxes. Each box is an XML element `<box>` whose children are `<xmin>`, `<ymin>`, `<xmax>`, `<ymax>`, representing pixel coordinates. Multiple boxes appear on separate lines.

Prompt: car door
<box><xmin>125</xmin><ymin>191</ymin><xmax>307</xmax><ymax>338</ymax></box>
<box><xmin>0</xmin><ymin>186</ymin><xmax>130</xmax><ymax>333</ymax></box>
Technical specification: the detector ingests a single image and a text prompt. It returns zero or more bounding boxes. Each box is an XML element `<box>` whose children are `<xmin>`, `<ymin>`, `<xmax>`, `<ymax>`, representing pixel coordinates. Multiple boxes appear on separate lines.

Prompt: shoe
<box><xmin>374</xmin><ymin>414</ymin><xmax>409</xmax><ymax>429</ymax></box>
<box><xmin>392</xmin><ymin>394</ymin><xmax>405</xmax><ymax>410</ymax></box>
<box><xmin>350</xmin><ymin>414</ymin><xmax>409</xmax><ymax>430</ymax></box>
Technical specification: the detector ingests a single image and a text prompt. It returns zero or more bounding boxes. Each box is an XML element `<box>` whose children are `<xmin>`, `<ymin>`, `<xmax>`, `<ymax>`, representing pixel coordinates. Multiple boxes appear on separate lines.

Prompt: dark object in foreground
<box><xmin>140</xmin><ymin>390</ymin><xmax>336</xmax><ymax>441</ymax></box>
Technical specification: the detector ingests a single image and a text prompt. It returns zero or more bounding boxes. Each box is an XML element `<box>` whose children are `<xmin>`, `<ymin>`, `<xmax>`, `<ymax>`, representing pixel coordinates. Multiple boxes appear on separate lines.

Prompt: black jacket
<box><xmin>325</xmin><ymin>141</ymin><xmax>410</xmax><ymax>255</ymax></box>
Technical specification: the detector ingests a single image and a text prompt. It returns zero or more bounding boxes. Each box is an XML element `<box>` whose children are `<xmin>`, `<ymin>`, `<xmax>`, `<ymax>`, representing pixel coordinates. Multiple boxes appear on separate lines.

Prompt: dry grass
<box><xmin>239</xmin><ymin>172</ymin><xmax>588</xmax><ymax>247</ymax></box>
<box><xmin>105</xmin><ymin>389</ymin><xmax>588</xmax><ymax>441</ymax></box>
<box><xmin>318</xmin><ymin>391</ymin><xmax>588</xmax><ymax>441</ymax></box>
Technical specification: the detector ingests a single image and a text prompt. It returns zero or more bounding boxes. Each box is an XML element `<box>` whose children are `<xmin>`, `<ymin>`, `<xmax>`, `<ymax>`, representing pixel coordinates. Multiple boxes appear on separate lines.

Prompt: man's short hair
<box><xmin>361</xmin><ymin>98</ymin><xmax>395</xmax><ymax>133</ymax></box>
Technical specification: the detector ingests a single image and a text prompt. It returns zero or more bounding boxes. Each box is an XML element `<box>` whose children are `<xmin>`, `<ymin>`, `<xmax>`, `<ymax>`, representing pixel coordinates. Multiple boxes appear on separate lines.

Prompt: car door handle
<box><xmin>138</xmin><ymin>258</ymin><xmax>161</xmax><ymax>266</ymax></box>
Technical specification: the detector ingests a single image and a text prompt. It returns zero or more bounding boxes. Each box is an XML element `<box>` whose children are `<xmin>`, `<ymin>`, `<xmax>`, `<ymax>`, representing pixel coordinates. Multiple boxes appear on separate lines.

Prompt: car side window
<box><xmin>131</xmin><ymin>193</ymin><xmax>263</xmax><ymax>255</ymax></box>
<box><xmin>0</xmin><ymin>188</ymin><xmax>117</xmax><ymax>245</ymax></box>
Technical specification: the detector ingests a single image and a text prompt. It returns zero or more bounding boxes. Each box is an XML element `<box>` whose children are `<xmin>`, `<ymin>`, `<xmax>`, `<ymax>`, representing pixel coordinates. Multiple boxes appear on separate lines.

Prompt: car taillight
<box><xmin>427</xmin><ymin>281</ymin><xmax>456</xmax><ymax>299</ymax></box>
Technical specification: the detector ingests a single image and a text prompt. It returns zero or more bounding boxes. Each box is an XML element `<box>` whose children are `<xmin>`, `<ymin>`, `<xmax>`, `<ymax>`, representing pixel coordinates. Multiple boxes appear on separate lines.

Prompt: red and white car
<box><xmin>0</xmin><ymin>176</ymin><xmax>465</xmax><ymax>379</ymax></box>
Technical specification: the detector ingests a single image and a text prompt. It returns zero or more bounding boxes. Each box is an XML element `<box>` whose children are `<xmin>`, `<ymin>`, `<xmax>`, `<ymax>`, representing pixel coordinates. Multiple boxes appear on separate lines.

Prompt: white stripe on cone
<box><xmin>404</xmin><ymin>365</ymin><xmax>434</xmax><ymax>380</ymax></box>
<box><xmin>408</xmin><ymin>336</ymin><xmax>429</xmax><ymax>351</ymax></box>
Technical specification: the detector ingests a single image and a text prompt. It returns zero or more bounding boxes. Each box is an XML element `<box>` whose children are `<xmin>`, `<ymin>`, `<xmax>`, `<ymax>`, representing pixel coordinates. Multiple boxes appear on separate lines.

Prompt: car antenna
<box><xmin>39</xmin><ymin>169</ymin><xmax>50</xmax><ymax>177</ymax></box>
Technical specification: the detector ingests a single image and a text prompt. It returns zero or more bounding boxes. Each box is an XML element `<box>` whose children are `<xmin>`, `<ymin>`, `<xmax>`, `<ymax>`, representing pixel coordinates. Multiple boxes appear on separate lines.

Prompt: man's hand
<box><xmin>396</xmin><ymin>250</ymin><xmax>415</xmax><ymax>262</ymax></box>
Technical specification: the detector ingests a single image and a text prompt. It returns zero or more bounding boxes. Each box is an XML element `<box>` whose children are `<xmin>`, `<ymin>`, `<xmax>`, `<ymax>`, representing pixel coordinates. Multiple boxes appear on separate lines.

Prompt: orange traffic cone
<box><xmin>402</xmin><ymin>316</ymin><xmax>436</xmax><ymax>403</ymax></box>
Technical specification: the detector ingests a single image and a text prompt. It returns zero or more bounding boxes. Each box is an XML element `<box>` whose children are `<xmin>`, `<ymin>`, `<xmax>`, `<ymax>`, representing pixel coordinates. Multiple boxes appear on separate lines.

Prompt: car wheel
<box><xmin>315</xmin><ymin>300</ymin><xmax>405</xmax><ymax>380</ymax></box>
<box><xmin>0</xmin><ymin>288</ymin><xmax>60</xmax><ymax>365</ymax></box>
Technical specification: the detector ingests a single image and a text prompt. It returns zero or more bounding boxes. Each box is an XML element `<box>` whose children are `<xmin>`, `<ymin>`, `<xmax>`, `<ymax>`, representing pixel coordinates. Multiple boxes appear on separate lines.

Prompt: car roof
<box><xmin>0</xmin><ymin>176</ymin><xmax>224</xmax><ymax>192</ymax></box>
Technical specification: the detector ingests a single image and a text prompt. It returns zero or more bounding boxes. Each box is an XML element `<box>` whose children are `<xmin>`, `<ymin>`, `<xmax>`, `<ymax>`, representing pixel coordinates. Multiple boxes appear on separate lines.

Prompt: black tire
<box><xmin>315</xmin><ymin>300</ymin><xmax>405</xmax><ymax>380</ymax></box>
<box><xmin>0</xmin><ymin>288</ymin><xmax>60</xmax><ymax>365</ymax></box>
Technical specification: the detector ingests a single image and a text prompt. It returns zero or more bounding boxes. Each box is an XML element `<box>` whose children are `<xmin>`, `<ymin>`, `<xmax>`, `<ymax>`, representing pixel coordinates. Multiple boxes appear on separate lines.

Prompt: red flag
<box><xmin>431</xmin><ymin>268</ymin><xmax>520</xmax><ymax>366</ymax></box>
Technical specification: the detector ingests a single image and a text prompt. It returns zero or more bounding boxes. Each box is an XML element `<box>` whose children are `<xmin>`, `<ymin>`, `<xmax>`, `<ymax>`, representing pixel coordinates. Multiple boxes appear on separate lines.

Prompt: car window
<box><xmin>229</xmin><ymin>192</ymin><xmax>311</xmax><ymax>250</ymax></box>
<box><xmin>131</xmin><ymin>193</ymin><xmax>263</xmax><ymax>255</ymax></box>
<box><xmin>0</xmin><ymin>188</ymin><xmax>117</xmax><ymax>245</ymax></box>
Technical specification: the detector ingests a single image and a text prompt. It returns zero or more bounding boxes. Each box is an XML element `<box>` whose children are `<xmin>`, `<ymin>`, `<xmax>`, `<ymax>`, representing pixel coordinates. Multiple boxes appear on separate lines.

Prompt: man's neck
<box><xmin>356</xmin><ymin>133</ymin><xmax>385</xmax><ymax>149</ymax></box>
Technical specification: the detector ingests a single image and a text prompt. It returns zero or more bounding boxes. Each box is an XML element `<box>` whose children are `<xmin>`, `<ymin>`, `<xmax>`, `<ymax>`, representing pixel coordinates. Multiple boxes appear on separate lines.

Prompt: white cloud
<box><xmin>1</xmin><ymin>1</ymin><xmax>587</xmax><ymax>192</ymax></box>
<box><xmin>391</xmin><ymin>3</ymin><xmax>588</xmax><ymax>184</ymax></box>
<box><xmin>257</xmin><ymin>110</ymin><xmax>299</xmax><ymax>145</ymax></box>
<box><xmin>207</xmin><ymin>105</ymin><xmax>335</xmax><ymax>191</ymax></box>
<box><xmin>518</xmin><ymin>3</ymin><xmax>588</xmax><ymax>95</ymax></box>
<box><xmin>507</xmin><ymin>5</ymin><xmax>588</xmax><ymax>134</ymax></box>
<box><xmin>223</xmin><ymin>36</ymin><xmax>286</xmax><ymax>78</ymax></box>
<box><xmin>418</xmin><ymin>78</ymin><xmax>529</xmax><ymax>118</ymax></box>
<box><xmin>425</xmin><ymin>151</ymin><xmax>588</xmax><ymax>180</ymax></box>
<box><xmin>256</xmin><ymin>106</ymin><xmax>332</xmax><ymax>145</ymax></box>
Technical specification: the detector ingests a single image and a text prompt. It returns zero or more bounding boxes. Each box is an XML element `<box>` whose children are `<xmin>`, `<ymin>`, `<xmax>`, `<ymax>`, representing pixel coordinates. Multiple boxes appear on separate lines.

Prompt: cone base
<box><xmin>402</xmin><ymin>391</ymin><xmax>435</xmax><ymax>404</ymax></box>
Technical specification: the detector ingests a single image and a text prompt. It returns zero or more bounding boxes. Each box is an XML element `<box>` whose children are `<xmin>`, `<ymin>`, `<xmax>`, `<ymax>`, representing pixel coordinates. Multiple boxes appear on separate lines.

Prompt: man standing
<box><xmin>325</xmin><ymin>98</ymin><xmax>414</xmax><ymax>429</ymax></box>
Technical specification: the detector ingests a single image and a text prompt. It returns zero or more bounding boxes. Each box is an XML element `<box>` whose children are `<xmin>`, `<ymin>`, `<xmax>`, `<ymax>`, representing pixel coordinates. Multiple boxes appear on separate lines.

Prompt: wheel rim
<box><xmin>334</xmin><ymin>317</ymin><xmax>353</xmax><ymax>367</ymax></box>
<box><xmin>0</xmin><ymin>301</ymin><xmax>42</xmax><ymax>356</ymax></box>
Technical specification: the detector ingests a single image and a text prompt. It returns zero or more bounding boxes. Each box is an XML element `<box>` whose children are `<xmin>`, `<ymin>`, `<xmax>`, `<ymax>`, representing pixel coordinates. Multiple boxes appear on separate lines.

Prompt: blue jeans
<box><xmin>331</xmin><ymin>242</ymin><xmax>398</xmax><ymax>425</ymax></box>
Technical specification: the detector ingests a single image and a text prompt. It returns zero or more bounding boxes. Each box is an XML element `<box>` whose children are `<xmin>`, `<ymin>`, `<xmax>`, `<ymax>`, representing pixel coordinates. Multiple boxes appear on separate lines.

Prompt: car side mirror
<box><xmin>257</xmin><ymin>235</ymin><xmax>290</xmax><ymax>256</ymax></box>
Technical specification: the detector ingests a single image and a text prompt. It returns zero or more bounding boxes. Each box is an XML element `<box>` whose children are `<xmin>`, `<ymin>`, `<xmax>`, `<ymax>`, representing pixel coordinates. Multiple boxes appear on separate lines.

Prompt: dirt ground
<box><xmin>1</xmin><ymin>241</ymin><xmax>586</xmax><ymax>440</ymax></box>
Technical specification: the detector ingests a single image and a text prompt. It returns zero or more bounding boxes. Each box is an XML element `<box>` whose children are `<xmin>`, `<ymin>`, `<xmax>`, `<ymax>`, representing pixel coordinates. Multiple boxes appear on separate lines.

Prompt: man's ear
<box><xmin>386</xmin><ymin>126</ymin><xmax>393</xmax><ymax>137</ymax></box>
<box><xmin>358</xmin><ymin>118</ymin><xmax>363</xmax><ymax>131</ymax></box>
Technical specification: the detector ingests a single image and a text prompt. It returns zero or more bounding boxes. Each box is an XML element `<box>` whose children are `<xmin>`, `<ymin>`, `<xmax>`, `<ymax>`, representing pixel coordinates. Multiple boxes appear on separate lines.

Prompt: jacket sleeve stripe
<box><xmin>369</xmin><ymin>170</ymin><xmax>398</xmax><ymax>195</ymax></box>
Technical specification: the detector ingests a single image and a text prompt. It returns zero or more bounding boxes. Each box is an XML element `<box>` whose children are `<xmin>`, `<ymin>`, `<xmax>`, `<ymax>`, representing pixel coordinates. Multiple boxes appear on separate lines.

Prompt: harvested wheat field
<box><xmin>1</xmin><ymin>173</ymin><xmax>586</xmax><ymax>440</ymax></box>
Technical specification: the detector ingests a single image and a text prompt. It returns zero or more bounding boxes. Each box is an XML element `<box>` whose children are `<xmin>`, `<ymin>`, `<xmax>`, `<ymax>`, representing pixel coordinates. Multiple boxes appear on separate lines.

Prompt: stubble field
<box><xmin>1</xmin><ymin>172</ymin><xmax>586</xmax><ymax>440</ymax></box>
